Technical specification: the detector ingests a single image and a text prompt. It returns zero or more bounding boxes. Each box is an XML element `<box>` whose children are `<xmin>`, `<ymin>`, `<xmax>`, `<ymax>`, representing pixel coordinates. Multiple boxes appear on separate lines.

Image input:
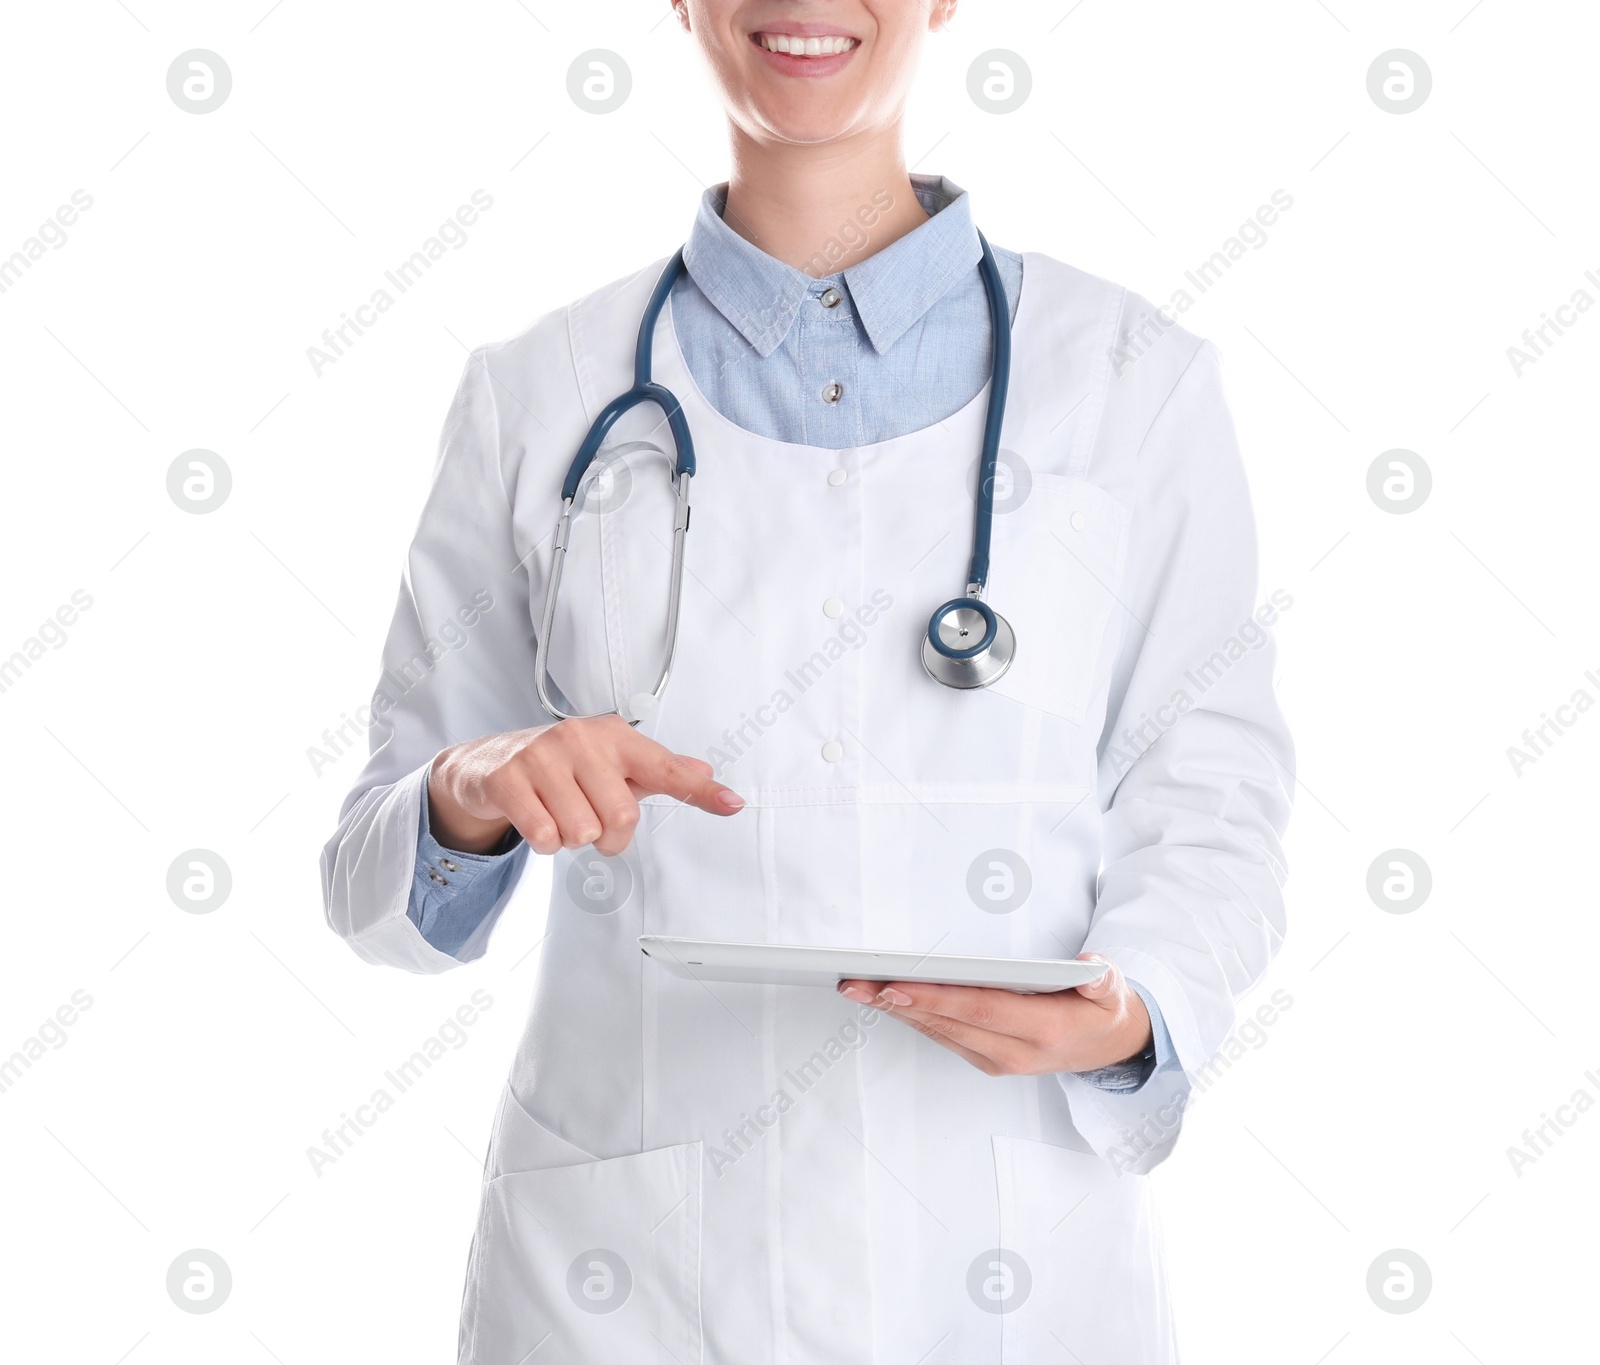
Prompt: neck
<box><xmin>721</xmin><ymin>123</ymin><xmax>929</xmax><ymax>278</ymax></box>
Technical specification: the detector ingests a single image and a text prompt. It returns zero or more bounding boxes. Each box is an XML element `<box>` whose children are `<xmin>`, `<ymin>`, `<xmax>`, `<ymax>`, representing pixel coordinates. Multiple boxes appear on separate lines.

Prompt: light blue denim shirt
<box><xmin>408</xmin><ymin>176</ymin><xmax>1174</xmax><ymax>1091</ymax></box>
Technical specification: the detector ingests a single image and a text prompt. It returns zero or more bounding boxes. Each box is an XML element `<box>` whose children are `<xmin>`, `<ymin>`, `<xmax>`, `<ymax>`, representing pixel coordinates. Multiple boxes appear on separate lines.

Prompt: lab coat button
<box><xmin>820</xmin><ymin>287</ymin><xmax>843</xmax><ymax>309</ymax></box>
<box><xmin>827</xmin><ymin>468</ymin><xmax>848</xmax><ymax>487</ymax></box>
<box><xmin>1070</xmin><ymin>511</ymin><xmax>1087</xmax><ymax>531</ymax></box>
<box><xmin>823</xmin><ymin>597</ymin><xmax>844</xmax><ymax>618</ymax></box>
<box><xmin>822</xmin><ymin>382</ymin><xmax>843</xmax><ymax>405</ymax></box>
<box><xmin>821</xmin><ymin>740</ymin><xmax>844</xmax><ymax>763</ymax></box>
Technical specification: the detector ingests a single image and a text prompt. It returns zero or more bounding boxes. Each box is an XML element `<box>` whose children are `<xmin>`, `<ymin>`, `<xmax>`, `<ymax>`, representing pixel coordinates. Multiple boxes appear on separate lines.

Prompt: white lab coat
<box><xmin>322</xmin><ymin>252</ymin><xmax>1293</xmax><ymax>1364</ymax></box>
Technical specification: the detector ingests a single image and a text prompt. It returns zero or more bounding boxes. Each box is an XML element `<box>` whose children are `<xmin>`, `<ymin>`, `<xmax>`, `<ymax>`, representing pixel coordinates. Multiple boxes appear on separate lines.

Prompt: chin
<box><xmin>747</xmin><ymin>96</ymin><xmax>868</xmax><ymax>146</ymax></box>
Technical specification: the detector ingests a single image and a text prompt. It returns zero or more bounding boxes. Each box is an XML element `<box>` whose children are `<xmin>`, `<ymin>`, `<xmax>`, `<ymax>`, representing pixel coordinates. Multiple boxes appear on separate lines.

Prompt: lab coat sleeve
<box><xmin>320</xmin><ymin>348</ymin><xmax>549</xmax><ymax>973</ymax></box>
<box><xmin>1062</xmin><ymin>340</ymin><xmax>1294</xmax><ymax>1172</ymax></box>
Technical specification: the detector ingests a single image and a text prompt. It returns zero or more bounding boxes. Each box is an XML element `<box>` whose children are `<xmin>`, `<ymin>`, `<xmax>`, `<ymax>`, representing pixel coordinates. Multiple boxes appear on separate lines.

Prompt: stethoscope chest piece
<box><xmin>921</xmin><ymin>597</ymin><xmax>1016</xmax><ymax>690</ymax></box>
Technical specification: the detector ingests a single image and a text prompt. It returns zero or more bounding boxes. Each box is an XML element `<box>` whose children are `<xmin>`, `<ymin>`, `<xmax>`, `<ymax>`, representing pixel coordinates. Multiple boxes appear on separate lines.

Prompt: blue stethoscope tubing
<box><xmin>920</xmin><ymin>230</ymin><xmax>1017</xmax><ymax>690</ymax></box>
<box><xmin>534</xmin><ymin>232</ymin><xmax>1015</xmax><ymax>723</ymax></box>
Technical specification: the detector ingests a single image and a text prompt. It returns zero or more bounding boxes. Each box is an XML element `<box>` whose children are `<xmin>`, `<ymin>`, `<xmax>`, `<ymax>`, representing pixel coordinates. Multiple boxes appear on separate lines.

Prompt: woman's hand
<box><xmin>836</xmin><ymin>955</ymin><xmax>1152</xmax><ymax>1076</ymax></box>
<box><xmin>428</xmin><ymin>714</ymin><xmax>744</xmax><ymax>856</ymax></box>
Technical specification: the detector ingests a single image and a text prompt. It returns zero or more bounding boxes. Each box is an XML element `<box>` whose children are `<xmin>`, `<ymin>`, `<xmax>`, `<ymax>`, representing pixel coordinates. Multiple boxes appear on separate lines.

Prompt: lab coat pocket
<box><xmin>984</xmin><ymin>475</ymin><xmax>1129</xmax><ymax>726</ymax></box>
<box><xmin>461</xmin><ymin>1136</ymin><xmax>702</xmax><ymax>1365</ymax></box>
<box><xmin>990</xmin><ymin>1135</ymin><xmax>1174</xmax><ymax>1364</ymax></box>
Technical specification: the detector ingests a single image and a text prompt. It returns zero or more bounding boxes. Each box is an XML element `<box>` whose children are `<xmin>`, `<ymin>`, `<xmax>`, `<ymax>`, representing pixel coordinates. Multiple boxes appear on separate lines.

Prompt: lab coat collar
<box><xmin>682</xmin><ymin>175</ymin><xmax>984</xmax><ymax>360</ymax></box>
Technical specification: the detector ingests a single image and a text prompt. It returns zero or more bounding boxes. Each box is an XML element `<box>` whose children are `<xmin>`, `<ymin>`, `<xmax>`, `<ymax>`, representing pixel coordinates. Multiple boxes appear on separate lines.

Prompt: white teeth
<box><xmin>760</xmin><ymin>33</ymin><xmax>857</xmax><ymax>56</ymax></box>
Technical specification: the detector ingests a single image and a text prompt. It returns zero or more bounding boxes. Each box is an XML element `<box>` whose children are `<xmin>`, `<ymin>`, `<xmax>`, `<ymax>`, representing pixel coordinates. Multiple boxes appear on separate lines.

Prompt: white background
<box><xmin>2</xmin><ymin>1</ymin><xmax>1596</xmax><ymax>1361</ymax></box>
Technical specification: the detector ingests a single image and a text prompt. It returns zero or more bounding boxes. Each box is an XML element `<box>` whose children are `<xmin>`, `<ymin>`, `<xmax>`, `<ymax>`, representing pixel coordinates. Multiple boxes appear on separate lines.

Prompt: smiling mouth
<box><xmin>752</xmin><ymin>32</ymin><xmax>860</xmax><ymax>57</ymax></box>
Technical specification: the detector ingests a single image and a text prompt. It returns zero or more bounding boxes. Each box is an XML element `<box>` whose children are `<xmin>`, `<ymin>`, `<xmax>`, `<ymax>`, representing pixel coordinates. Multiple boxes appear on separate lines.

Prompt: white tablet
<box><xmin>637</xmin><ymin>936</ymin><xmax>1108</xmax><ymax>994</ymax></box>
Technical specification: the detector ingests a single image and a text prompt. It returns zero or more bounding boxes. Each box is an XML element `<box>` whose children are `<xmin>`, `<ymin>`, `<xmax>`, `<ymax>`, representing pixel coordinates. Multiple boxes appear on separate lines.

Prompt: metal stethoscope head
<box><xmin>536</xmin><ymin>231</ymin><xmax>1017</xmax><ymax>723</ymax></box>
<box><xmin>919</xmin><ymin>232</ymin><xmax>1015</xmax><ymax>690</ymax></box>
<box><xmin>922</xmin><ymin>593</ymin><xmax>1017</xmax><ymax>689</ymax></box>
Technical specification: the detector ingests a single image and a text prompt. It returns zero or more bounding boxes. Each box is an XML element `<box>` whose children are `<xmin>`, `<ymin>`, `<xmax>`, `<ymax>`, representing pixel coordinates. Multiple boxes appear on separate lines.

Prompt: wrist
<box><xmin>428</xmin><ymin>749</ymin><xmax>514</xmax><ymax>854</ymax></box>
<box><xmin>1098</xmin><ymin>995</ymin><xmax>1154</xmax><ymax>1070</ymax></box>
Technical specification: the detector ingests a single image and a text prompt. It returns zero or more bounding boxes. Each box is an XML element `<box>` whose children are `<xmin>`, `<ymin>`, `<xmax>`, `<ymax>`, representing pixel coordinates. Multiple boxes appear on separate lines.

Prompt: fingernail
<box><xmin>877</xmin><ymin>987</ymin><xmax>912</xmax><ymax>1007</ymax></box>
<box><xmin>838</xmin><ymin>985</ymin><xmax>873</xmax><ymax>1004</ymax></box>
<box><xmin>717</xmin><ymin>790</ymin><xmax>745</xmax><ymax>811</ymax></box>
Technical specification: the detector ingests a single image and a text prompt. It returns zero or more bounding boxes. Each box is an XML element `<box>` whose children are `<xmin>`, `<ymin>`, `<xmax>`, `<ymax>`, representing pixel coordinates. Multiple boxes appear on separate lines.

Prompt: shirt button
<box><xmin>821</xmin><ymin>740</ymin><xmax>844</xmax><ymax>763</ymax></box>
<box><xmin>439</xmin><ymin>857</ymin><xmax>460</xmax><ymax>872</ymax></box>
<box><xmin>1070</xmin><ymin>511</ymin><xmax>1088</xmax><ymax>531</ymax></box>
<box><xmin>822</xmin><ymin>597</ymin><xmax>844</xmax><ymax>619</ymax></box>
<box><xmin>819</xmin><ymin>287</ymin><xmax>843</xmax><ymax>309</ymax></box>
<box><xmin>827</xmin><ymin>468</ymin><xmax>848</xmax><ymax>487</ymax></box>
<box><xmin>428</xmin><ymin>869</ymin><xmax>448</xmax><ymax>886</ymax></box>
<box><xmin>822</xmin><ymin>382</ymin><xmax>843</xmax><ymax>405</ymax></box>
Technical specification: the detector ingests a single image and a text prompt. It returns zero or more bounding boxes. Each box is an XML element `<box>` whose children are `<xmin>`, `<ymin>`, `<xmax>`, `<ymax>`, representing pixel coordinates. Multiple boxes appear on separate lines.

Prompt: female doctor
<box><xmin>323</xmin><ymin>2</ymin><xmax>1293</xmax><ymax>1361</ymax></box>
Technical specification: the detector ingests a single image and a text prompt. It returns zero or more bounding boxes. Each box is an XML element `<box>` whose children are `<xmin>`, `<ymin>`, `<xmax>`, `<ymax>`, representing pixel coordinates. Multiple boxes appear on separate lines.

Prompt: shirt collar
<box><xmin>681</xmin><ymin>174</ymin><xmax>983</xmax><ymax>359</ymax></box>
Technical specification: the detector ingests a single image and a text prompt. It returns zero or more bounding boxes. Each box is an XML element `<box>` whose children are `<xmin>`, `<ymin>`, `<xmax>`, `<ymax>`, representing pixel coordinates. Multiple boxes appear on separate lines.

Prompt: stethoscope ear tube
<box><xmin>561</xmin><ymin>385</ymin><xmax>695</xmax><ymax>501</ymax></box>
<box><xmin>538</xmin><ymin>251</ymin><xmax>699</xmax><ymax>724</ymax></box>
<box><xmin>536</xmin><ymin>467</ymin><xmax>693</xmax><ymax>726</ymax></box>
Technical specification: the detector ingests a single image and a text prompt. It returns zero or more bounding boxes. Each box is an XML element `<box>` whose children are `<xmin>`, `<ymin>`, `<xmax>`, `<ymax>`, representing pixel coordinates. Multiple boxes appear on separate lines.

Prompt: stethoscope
<box><xmin>535</xmin><ymin>232</ymin><xmax>1015</xmax><ymax>724</ymax></box>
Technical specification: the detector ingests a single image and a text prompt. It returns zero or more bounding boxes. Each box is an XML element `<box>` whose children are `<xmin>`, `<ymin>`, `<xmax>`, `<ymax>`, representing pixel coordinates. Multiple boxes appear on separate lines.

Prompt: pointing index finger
<box><xmin>622</xmin><ymin>734</ymin><xmax>744</xmax><ymax>815</ymax></box>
